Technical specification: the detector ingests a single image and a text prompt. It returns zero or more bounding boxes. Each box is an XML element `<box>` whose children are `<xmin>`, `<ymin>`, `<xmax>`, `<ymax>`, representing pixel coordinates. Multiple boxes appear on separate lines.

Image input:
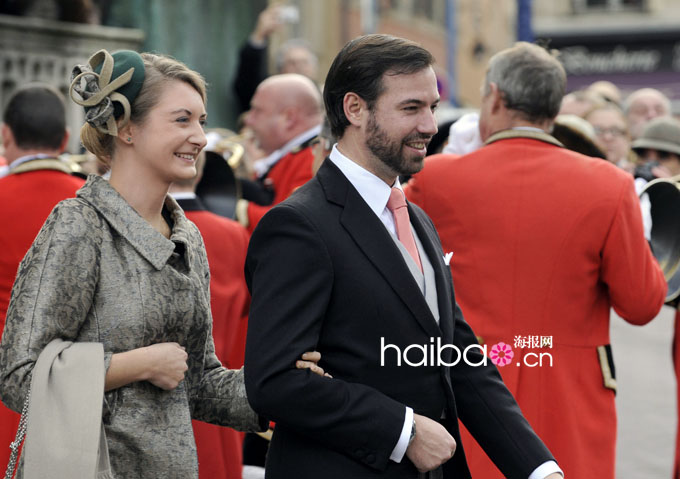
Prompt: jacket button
<box><xmin>366</xmin><ymin>454</ymin><xmax>375</xmax><ymax>464</ymax></box>
<box><xmin>355</xmin><ymin>448</ymin><xmax>364</xmax><ymax>457</ymax></box>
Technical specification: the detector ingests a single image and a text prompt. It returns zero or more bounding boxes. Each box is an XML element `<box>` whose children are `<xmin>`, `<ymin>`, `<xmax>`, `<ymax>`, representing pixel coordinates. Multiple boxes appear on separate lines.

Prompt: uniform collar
<box><xmin>253</xmin><ymin>124</ymin><xmax>322</xmax><ymax>178</ymax></box>
<box><xmin>76</xmin><ymin>175</ymin><xmax>195</xmax><ymax>271</ymax></box>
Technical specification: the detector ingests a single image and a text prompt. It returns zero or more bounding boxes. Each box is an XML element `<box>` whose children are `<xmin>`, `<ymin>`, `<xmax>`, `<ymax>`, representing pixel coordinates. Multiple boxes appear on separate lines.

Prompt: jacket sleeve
<box><xmin>243</xmin><ymin>204</ymin><xmax>405</xmax><ymax>472</ymax></box>
<box><xmin>188</xmin><ymin>227</ymin><xmax>263</xmax><ymax>432</ymax></box>
<box><xmin>601</xmin><ymin>175</ymin><xmax>666</xmax><ymax>324</ymax></box>
<box><xmin>0</xmin><ymin>200</ymin><xmax>102</xmax><ymax>412</ymax></box>
<box><xmin>233</xmin><ymin>41</ymin><xmax>268</xmax><ymax>113</ymax></box>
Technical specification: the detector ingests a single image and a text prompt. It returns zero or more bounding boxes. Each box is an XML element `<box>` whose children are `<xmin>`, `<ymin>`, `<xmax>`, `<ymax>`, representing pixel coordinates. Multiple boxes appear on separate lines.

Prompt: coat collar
<box><xmin>317</xmin><ymin>160</ymin><xmax>445</xmax><ymax>339</ymax></box>
<box><xmin>76</xmin><ymin>175</ymin><xmax>195</xmax><ymax>271</ymax></box>
<box><xmin>484</xmin><ymin>128</ymin><xmax>564</xmax><ymax>148</ymax></box>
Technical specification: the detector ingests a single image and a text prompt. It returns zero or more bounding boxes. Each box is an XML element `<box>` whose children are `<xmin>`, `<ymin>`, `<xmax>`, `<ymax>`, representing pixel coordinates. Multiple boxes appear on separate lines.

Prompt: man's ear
<box><xmin>342</xmin><ymin>92</ymin><xmax>366</xmax><ymax>128</ymax></box>
<box><xmin>282</xmin><ymin>106</ymin><xmax>297</xmax><ymax>130</ymax></box>
<box><xmin>1</xmin><ymin>123</ymin><xmax>14</xmax><ymax>149</ymax></box>
<box><xmin>488</xmin><ymin>83</ymin><xmax>504</xmax><ymax>114</ymax></box>
<box><xmin>58</xmin><ymin>128</ymin><xmax>70</xmax><ymax>153</ymax></box>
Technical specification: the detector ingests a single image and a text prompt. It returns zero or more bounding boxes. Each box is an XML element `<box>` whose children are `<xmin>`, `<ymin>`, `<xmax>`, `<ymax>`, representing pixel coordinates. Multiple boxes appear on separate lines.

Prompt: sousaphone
<box><xmin>639</xmin><ymin>174</ymin><xmax>680</xmax><ymax>303</ymax></box>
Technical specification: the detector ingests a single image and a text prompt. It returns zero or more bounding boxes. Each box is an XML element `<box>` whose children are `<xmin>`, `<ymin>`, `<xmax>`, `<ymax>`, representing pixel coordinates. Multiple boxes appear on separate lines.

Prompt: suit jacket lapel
<box><xmin>317</xmin><ymin>160</ymin><xmax>442</xmax><ymax>339</ymax></box>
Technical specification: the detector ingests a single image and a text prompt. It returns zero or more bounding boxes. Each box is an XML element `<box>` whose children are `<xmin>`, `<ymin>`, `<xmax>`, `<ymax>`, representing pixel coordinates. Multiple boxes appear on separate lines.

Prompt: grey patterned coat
<box><xmin>0</xmin><ymin>175</ymin><xmax>261</xmax><ymax>478</ymax></box>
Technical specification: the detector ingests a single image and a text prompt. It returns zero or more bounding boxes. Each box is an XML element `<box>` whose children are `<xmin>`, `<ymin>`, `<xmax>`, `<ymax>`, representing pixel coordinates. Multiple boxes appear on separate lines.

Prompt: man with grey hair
<box><xmin>406</xmin><ymin>42</ymin><xmax>666</xmax><ymax>479</ymax></box>
<box><xmin>624</xmin><ymin>87</ymin><xmax>672</xmax><ymax>139</ymax></box>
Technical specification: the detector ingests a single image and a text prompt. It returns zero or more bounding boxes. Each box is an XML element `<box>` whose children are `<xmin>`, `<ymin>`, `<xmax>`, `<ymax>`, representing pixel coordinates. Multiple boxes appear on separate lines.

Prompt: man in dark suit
<box><xmin>244</xmin><ymin>34</ymin><xmax>563</xmax><ymax>479</ymax></box>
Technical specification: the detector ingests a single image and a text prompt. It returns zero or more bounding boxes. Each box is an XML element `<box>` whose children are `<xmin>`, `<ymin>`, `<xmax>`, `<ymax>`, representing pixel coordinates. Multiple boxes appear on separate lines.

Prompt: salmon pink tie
<box><xmin>387</xmin><ymin>187</ymin><xmax>422</xmax><ymax>273</ymax></box>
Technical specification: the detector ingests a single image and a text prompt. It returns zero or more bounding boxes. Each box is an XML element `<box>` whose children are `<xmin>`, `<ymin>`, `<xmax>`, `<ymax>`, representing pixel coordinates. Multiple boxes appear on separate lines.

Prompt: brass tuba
<box><xmin>639</xmin><ymin>175</ymin><xmax>680</xmax><ymax>303</ymax></box>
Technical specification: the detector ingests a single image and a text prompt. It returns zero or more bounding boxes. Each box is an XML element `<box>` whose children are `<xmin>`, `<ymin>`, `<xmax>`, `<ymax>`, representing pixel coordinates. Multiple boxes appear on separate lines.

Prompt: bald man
<box><xmin>237</xmin><ymin>73</ymin><xmax>323</xmax><ymax>232</ymax></box>
<box><xmin>624</xmin><ymin>87</ymin><xmax>672</xmax><ymax>139</ymax></box>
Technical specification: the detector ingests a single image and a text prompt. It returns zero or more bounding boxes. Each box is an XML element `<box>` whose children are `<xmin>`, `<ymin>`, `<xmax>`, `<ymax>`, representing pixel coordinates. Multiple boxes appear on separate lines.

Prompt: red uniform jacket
<box><xmin>179</xmin><ymin>198</ymin><xmax>251</xmax><ymax>479</ymax></box>
<box><xmin>405</xmin><ymin>135</ymin><xmax>666</xmax><ymax>479</ymax></box>
<box><xmin>0</xmin><ymin>167</ymin><xmax>84</xmax><ymax>472</ymax></box>
<box><xmin>246</xmin><ymin>146</ymin><xmax>314</xmax><ymax>233</ymax></box>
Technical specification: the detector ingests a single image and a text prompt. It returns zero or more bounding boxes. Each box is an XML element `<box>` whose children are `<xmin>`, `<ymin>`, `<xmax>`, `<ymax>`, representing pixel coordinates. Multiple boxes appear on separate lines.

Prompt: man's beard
<box><xmin>366</xmin><ymin>111</ymin><xmax>429</xmax><ymax>177</ymax></box>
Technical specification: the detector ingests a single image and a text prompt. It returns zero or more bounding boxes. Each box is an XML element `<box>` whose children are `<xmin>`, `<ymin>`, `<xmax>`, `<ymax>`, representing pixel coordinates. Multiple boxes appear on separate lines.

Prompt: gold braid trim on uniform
<box><xmin>10</xmin><ymin>158</ymin><xmax>75</xmax><ymax>176</ymax></box>
<box><xmin>485</xmin><ymin>129</ymin><xmax>565</xmax><ymax>148</ymax></box>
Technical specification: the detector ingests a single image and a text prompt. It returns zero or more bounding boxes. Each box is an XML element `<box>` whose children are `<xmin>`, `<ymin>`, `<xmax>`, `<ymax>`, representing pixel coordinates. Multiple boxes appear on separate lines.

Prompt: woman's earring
<box><xmin>127</xmin><ymin>137</ymin><xmax>132</xmax><ymax>143</ymax></box>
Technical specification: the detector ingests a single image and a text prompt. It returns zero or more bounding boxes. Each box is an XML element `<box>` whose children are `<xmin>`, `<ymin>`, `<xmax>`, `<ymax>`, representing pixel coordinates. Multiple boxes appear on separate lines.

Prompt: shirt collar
<box><xmin>253</xmin><ymin>124</ymin><xmax>322</xmax><ymax>178</ymax></box>
<box><xmin>328</xmin><ymin>144</ymin><xmax>402</xmax><ymax>219</ymax></box>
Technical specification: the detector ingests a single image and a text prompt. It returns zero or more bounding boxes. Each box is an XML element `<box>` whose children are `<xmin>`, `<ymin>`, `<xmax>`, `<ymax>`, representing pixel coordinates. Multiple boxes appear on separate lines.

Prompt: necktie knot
<box><xmin>387</xmin><ymin>187</ymin><xmax>407</xmax><ymax>212</ymax></box>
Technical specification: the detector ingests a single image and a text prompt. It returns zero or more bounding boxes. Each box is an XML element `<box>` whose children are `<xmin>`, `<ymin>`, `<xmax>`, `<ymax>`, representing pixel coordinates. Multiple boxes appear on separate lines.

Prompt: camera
<box><xmin>278</xmin><ymin>5</ymin><xmax>299</xmax><ymax>23</ymax></box>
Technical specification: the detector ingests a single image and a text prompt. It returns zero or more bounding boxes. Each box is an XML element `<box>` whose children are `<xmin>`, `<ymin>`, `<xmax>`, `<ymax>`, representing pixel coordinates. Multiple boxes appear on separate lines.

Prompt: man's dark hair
<box><xmin>323</xmin><ymin>34</ymin><xmax>434</xmax><ymax>139</ymax></box>
<box><xmin>3</xmin><ymin>85</ymin><xmax>66</xmax><ymax>150</ymax></box>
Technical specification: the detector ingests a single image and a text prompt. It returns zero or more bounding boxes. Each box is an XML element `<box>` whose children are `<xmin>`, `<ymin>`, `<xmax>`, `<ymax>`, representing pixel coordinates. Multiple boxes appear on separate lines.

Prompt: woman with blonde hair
<box><xmin>0</xmin><ymin>49</ymin><xmax>321</xmax><ymax>478</ymax></box>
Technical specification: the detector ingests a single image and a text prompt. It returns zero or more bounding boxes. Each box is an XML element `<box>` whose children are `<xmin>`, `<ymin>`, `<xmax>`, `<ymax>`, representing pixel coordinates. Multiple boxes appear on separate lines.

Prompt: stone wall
<box><xmin>0</xmin><ymin>13</ymin><xmax>143</xmax><ymax>153</ymax></box>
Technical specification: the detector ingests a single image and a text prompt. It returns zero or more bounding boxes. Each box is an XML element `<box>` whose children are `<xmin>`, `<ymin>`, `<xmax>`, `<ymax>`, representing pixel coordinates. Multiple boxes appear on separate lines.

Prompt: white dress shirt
<box><xmin>328</xmin><ymin>145</ymin><xmax>563</xmax><ymax>478</ymax></box>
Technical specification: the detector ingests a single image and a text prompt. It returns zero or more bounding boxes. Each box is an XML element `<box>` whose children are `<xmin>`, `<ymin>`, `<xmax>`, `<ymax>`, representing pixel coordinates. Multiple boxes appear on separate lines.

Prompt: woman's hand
<box><xmin>143</xmin><ymin>342</ymin><xmax>189</xmax><ymax>390</ymax></box>
<box><xmin>296</xmin><ymin>351</ymin><xmax>332</xmax><ymax>378</ymax></box>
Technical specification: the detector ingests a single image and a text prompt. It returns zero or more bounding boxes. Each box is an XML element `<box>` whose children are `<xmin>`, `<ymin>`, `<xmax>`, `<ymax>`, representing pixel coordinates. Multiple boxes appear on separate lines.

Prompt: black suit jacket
<box><xmin>244</xmin><ymin>159</ymin><xmax>554</xmax><ymax>479</ymax></box>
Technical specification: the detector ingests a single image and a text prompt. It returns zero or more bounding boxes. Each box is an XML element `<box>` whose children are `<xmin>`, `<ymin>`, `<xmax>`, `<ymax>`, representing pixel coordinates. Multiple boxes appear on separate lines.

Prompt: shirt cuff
<box><xmin>389</xmin><ymin>407</ymin><xmax>413</xmax><ymax>463</ymax></box>
<box><xmin>528</xmin><ymin>460</ymin><xmax>563</xmax><ymax>479</ymax></box>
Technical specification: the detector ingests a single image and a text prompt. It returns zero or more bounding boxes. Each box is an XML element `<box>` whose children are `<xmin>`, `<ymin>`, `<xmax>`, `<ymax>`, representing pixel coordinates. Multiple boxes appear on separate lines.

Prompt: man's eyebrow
<box><xmin>397</xmin><ymin>98</ymin><xmax>441</xmax><ymax>107</ymax></box>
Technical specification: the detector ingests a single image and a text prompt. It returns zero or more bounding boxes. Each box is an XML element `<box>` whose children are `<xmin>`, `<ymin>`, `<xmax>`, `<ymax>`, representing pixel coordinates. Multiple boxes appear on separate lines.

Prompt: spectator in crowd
<box><xmin>559</xmin><ymin>88</ymin><xmax>606</xmax><ymax>117</ymax></box>
<box><xmin>245</xmin><ymin>33</ymin><xmax>563</xmax><ymax>479</ymax></box>
<box><xmin>629</xmin><ymin>116</ymin><xmax>680</xmax><ymax>479</ymax></box>
<box><xmin>585</xmin><ymin>103</ymin><xmax>635</xmax><ymax>171</ymax></box>
<box><xmin>587</xmin><ymin>80</ymin><xmax>622</xmax><ymax>106</ymax></box>
<box><xmin>624</xmin><ymin>87</ymin><xmax>672</xmax><ymax>140</ymax></box>
<box><xmin>406</xmin><ymin>41</ymin><xmax>666</xmax><ymax>479</ymax></box>
<box><xmin>631</xmin><ymin>117</ymin><xmax>680</xmax><ymax>179</ymax></box>
<box><xmin>169</xmin><ymin>150</ymin><xmax>251</xmax><ymax>478</ymax></box>
<box><xmin>0</xmin><ymin>83</ymin><xmax>84</xmax><ymax>474</ymax></box>
<box><xmin>552</xmin><ymin>114</ymin><xmax>606</xmax><ymax>159</ymax></box>
<box><xmin>233</xmin><ymin>4</ymin><xmax>319</xmax><ymax>113</ymax></box>
<box><xmin>236</xmin><ymin>73</ymin><xmax>322</xmax><ymax>233</ymax></box>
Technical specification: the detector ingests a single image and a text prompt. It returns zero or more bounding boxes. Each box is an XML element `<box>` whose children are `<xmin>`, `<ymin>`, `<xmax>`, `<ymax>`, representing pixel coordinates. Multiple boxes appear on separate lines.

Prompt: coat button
<box><xmin>366</xmin><ymin>454</ymin><xmax>375</xmax><ymax>464</ymax></box>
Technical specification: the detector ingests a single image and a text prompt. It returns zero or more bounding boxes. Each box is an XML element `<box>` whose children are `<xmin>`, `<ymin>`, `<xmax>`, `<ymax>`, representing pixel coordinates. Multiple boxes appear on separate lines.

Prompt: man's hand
<box><xmin>251</xmin><ymin>4</ymin><xmax>285</xmax><ymax>45</ymax></box>
<box><xmin>405</xmin><ymin>414</ymin><xmax>456</xmax><ymax>472</ymax></box>
<box><xmin>296</xmin><ymin>351</ymin><xmax>332</xmax><ymax>377</ymax></box>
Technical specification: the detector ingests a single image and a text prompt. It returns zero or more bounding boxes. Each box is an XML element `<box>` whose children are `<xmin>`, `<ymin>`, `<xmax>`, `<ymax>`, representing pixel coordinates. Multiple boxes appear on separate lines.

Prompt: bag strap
<box><xmin>4</xmin><ymin>391</ymin><xmax>30</xmax><ymax>479</ymax></box>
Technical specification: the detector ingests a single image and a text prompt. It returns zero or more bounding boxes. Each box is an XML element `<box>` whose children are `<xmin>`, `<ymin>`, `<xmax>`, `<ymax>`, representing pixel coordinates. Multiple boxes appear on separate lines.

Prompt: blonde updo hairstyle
<box><xmin>79</xmin><ymin>53</ymin><xmax>206</xmax><ymax>165</ymax></box>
